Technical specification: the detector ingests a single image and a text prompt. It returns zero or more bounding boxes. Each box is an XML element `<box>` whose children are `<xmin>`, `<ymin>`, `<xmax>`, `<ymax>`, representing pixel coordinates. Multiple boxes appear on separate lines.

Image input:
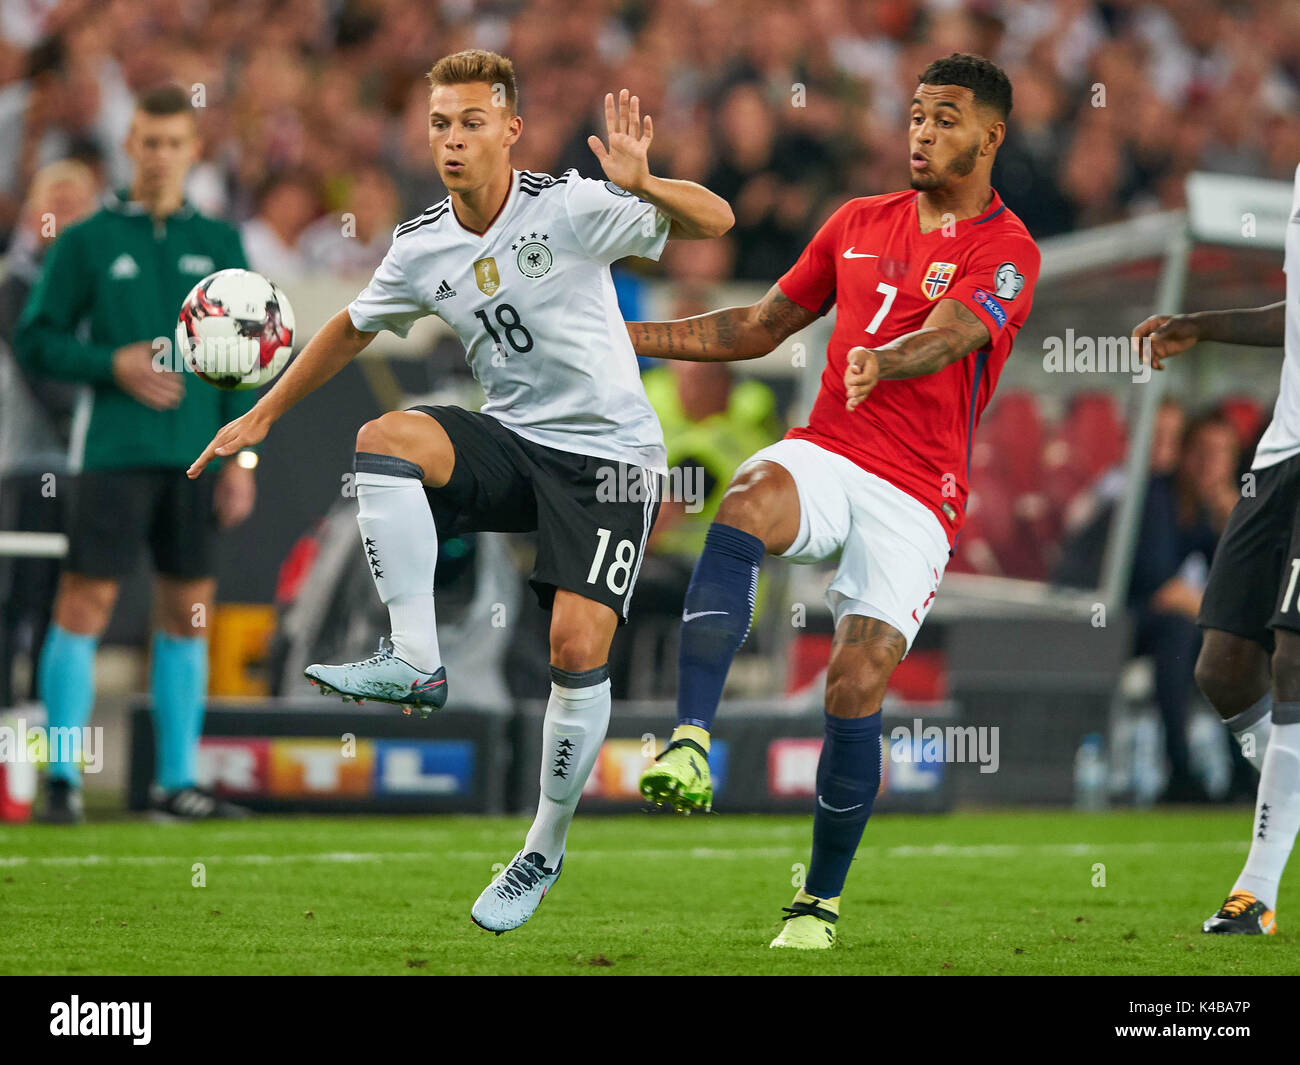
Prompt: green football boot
<box><xmin>770</xmin><ymin>890</ymin><xmax>840</xmax><ymax>950</ymax></box>
<box><xmin>640</xmin><ymin>726</ymin><xmax>713</xmax><ymax>813</ymax></box>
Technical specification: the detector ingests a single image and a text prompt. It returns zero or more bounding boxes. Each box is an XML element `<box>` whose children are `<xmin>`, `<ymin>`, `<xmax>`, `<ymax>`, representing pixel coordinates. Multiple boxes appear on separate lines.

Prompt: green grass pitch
<box><xmin>1</xmin><ymin>808</ymin><xmax>1293</xmax><ymax>975</ymax></box>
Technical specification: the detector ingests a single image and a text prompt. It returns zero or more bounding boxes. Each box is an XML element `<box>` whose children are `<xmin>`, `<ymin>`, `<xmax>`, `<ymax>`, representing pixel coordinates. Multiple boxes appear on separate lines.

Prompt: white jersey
<box><xmin>1253</xmin><ymin>162</ymin><xmax>1300</xmax><ymax>471</ymax></box>
<box><xmin>348</xmin><ymin>168</ymin><xmax>670</xmax><ymax>472</ymax></box>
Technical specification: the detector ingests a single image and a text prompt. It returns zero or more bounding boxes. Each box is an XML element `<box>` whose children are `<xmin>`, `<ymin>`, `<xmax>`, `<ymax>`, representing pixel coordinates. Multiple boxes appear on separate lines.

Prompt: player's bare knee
<box><xmin>824</xmin><ymin>615</ymin><xmax>905</xmax><ymax>716</ymax></box>
<box><xmin>714</xmin><ymin>466</ymin><xmax>791</xmax><ymax>549</ymax></box>
<box><xmin>355</xmin><ymin>412</ymin><xmax>407</xmax><ymax>457</ymax></box>
<box><xmin>825</xmin><ymin>669</ymin><xmax>888</xmax><ymax>718</ymax></box>
<box><xmin>357</xmin><ymin>412</ymin><xmax>454</xmax><ymax>486</ymax></box>
<box><xmin>158</xmin><ymin>582</ymin><xmax>213</xmax><ymax>637</ymax></box>
<box><xmin>158</xmin><ymin>611</ymin><xmax>203</xmax><ymax>637</ymax></box>
<box><xmin>1194</xmin><ymin>633</ymin><xmax>1270</xmax><ymax>716</ymax></box>
<box><xmin>55</xmin><ymin>575</ymin><xmax>117</xmax><ymax>635</ymax></box>
<box><xmin>549</xmin><ymin>628</ymin><xmax>605</xmax><ymax>674</ymax></box>
<box><xmin>1192</xmin><ymin>650</ymin><xmax>1231</xmax><ymax>710</ymax></box>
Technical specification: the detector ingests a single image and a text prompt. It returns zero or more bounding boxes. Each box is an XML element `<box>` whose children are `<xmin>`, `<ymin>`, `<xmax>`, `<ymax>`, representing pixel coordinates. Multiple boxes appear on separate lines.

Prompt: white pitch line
<box><xmin>0</xmin><ymin>839</ymin><xmax>1249</xmax><ymax>869</ymax></box>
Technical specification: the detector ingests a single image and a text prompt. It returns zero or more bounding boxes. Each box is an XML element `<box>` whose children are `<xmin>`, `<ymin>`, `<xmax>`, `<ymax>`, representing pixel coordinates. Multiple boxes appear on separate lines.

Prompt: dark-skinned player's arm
<box><xmin>588</xmin><ymin>89</ymin><xmax>733</xmax><ymax>240</ymax></box>
<box><xmin>188</xmin><ymin>308</ymin><xmax>376</xmax><ymax>478</ymax></box>
<box><xmin>1131</xmin><ymin>302</ymin><xmax>1286</xmax><ymax>370</ymax></box>
<box><xmin>844</xmin><ymin>298</ymin><xmax>991</xmax><ymax>411</ymax></box>
<box><xmin>625</xmin><ymin>283</ymin><xmax>817</xmax><ymax>362</ymax></box>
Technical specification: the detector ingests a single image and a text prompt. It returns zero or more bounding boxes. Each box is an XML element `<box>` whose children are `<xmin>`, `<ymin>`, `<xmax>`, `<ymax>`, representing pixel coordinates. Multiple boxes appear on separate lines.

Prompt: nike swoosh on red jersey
<box><xmin>841</xmin><ymin>248</ymin><xmax>879</xmax><ymax>259</ymax></box>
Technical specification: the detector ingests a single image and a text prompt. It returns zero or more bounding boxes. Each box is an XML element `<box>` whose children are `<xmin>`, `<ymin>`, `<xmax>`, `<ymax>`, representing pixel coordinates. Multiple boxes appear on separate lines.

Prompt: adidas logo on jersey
<box><xmin>434</xmin><ymin>279</ymin><xmax>456</xmax><ymax>301</ymax></box>
<box><xmin>108</xmin><ymin>253</ymin><xmax>139</xmax><ymax>280</ymax></box>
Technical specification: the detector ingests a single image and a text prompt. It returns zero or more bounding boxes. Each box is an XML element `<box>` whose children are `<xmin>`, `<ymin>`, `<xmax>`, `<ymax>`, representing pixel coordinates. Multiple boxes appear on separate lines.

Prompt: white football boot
<box><xmin>305</xmin><ymin>637</ymin><xmax>447</xmax><ymax>717</ymax></box>
<box><xmin>470</xmin><ymin>851</ymin><xmax>563</xmax><ymax>934</ymax></box>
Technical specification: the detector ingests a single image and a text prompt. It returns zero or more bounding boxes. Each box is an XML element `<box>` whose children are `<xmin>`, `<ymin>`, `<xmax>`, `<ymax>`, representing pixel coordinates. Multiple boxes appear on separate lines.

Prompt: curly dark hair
<box><xmin>917</xmin><ymin>53</ymin><xmax>1013</xmax><ymax>118</ymax></box>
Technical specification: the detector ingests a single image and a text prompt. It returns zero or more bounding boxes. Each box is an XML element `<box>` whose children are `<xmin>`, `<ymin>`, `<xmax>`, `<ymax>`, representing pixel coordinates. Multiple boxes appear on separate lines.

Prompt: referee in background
<box><xmin>16</xmin><ymin>85</ymin><xmax>255</xmax><ymax>823</ymax></box>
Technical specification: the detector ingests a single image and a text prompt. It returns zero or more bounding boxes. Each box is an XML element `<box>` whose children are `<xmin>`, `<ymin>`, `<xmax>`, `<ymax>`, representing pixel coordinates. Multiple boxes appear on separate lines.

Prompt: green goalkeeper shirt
<box><xmin>15</xmin><ymin>189</ymin><xmax>256</xmax><ymax>472</ymax></box>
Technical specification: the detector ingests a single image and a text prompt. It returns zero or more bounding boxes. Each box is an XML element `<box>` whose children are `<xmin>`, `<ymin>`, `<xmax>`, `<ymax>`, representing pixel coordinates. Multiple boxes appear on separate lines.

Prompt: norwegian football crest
<box><xmin>922</xmin><ymin>261</ymin><xmax>956</xmax><ymax>300</ymax></box>
<box><xmin>474</xmin><ymin>257</ymin><xmax>501</xmax><ymax>296</ymax></box>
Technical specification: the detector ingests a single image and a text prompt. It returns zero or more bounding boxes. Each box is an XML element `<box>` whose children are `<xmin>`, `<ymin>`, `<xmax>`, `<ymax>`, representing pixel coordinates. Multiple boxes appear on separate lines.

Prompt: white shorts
<box><xmin>745</xmin><ymin>438</ymin><xmax>951</xmax><ymax>651</ymax></box>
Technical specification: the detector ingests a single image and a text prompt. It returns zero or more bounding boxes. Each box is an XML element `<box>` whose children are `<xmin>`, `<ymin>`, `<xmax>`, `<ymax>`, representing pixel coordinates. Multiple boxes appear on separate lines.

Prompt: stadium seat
<box><xmin>785</xmin><ymin>632</ymin><xmax>834</xmax><ymax>696</ymax></box>
<box><xmin>1217</xmin><ymin>395</ymin><xmax>1268</xmax><ymax>450</ymax></box>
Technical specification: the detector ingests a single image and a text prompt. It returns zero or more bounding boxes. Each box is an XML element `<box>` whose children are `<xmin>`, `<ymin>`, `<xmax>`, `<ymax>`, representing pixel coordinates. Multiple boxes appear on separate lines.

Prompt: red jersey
<box><xmin>779</xmin><ymin>188</ymin><xmax>1040</xmax><ymax>545</ymax></box>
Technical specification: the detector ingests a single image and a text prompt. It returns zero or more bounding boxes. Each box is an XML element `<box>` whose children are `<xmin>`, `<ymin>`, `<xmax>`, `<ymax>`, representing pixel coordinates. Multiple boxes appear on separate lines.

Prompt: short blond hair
<box><xmin>426</xmin><ymin>49</ymin><xmax>517</xmax><ymax>113</ymax></box>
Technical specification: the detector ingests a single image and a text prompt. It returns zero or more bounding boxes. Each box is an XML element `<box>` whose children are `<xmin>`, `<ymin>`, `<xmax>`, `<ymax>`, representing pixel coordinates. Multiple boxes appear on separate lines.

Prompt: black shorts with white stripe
<box><xmin>1199</xmin><ymin>450</ymin><xmax>1300</xmax><ymax>652</ymax></box>
<box><xmin>408</xmin><ymin>405</ymin><xmax>662</xmax><ymax>623</ymax></box>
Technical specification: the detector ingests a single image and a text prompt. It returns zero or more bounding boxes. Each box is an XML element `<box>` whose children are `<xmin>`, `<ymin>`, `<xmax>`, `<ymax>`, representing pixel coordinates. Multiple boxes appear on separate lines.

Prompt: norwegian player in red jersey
<box><xmin>630</xmin><ymin>54</ymin><xmax>1040</xmax><ymax>949</ymax></box>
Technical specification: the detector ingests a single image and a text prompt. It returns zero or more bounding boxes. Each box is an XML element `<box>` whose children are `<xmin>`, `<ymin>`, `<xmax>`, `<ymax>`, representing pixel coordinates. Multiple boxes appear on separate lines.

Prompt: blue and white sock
<box><xmin>150</xmin><ymin>631</ymin><xmax>208</xmax><ymax>793</ymax></box>
<box><xmin>675</xmin><ymin>523</ymin><xmax>764</xmax><ymax>733</ymax></box>
<box><xmin>38</xmin><ymin>624</ymin><xmax>98</xmax><ymax>787</ymax></box>
<box><xmin>806</xmin><ymin>711</ymin><xmax>883</xmax><ymax>900</ymax></box>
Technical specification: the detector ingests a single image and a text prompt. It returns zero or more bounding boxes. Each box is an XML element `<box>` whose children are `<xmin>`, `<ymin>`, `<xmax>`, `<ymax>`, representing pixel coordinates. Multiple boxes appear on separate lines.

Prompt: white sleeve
<box><xmin>564</xmin><ymin>174</ymin><xmax>671</xmax><ymax>264</ymax></box>
<box><xmin>347</xmin><ymin>236</ymin><xmax>427</xmax><ymax>338</ymax></box>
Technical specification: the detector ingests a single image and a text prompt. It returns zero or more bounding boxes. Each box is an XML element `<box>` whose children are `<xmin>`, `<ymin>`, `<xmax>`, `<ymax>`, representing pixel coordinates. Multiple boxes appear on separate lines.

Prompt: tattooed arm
<box><xmin>625</xmin><ymin>283</ymin><xmax>818</xmax><ymax>362</ymax></box>
<box><xmin>844</xmin><ymin>298</ymin><xmax>991</xmax><ymax>412</ymax></box>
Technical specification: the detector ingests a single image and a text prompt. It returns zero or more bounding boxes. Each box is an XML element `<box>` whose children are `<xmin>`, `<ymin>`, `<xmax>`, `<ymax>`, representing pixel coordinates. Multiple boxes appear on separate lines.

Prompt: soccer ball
<box><xmin>176</xmin><ymin>268</ymin><xmax>295</xmax><ymax>390</ymax></box>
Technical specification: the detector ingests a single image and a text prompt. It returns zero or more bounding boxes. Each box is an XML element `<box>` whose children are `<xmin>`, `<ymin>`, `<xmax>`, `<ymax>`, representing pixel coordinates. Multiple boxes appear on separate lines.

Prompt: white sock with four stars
<box><xmin>1232</xmin><ymin>714</ymin><xmax>1300</xmax><ymax>911</ymax></box>
<box><xmin>523</xmin><ymin>665</ymin><xmax>612</xmax><ymax>870</ymax></box>
<box><xmin>354</xmin><ymin>458</ymin><xmax>441</xmax><ymax>674</ymax></box>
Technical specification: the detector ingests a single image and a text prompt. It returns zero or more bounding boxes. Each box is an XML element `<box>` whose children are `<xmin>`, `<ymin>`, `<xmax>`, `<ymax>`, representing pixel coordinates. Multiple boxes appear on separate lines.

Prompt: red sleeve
<box><xmin>776</xmin><ymin>201</ymin><xmax>853</xmax><ymax>315</ymax></box>
<box><xmin>945</xmin><ymin>231</ymin><xmax>1041</xmax><ymax>340</ymax></box>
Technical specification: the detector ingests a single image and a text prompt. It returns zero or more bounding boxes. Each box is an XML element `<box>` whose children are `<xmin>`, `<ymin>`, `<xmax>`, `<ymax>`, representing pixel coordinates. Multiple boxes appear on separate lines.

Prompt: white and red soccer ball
<box><xmin>176</xmin><ymin>268</ymin><xmax>295</xmax><ymax>390</ymax></box>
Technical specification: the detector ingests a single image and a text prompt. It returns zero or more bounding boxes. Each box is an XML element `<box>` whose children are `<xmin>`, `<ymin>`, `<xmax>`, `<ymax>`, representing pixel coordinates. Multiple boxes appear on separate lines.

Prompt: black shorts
<box><xmin>67</xmin><ymin>468</ymin><xmax>218</xmax><ymax>580</ymax></box>
<box><xmin>1199</xmin><ymin>452</ymin><xmax>1300</xmax><ymax>652</ymax></box>
<box><xmin>411</xmin><ymin>405</ymin><xmax>662</xmax><ymax>622</ymax></box>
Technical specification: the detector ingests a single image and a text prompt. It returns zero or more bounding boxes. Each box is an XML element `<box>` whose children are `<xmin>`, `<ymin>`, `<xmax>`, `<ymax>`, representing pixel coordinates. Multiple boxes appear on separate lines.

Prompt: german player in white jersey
<box><xmin>189</xmin><ymin>49</ymin><xmax>733</xmax><ymax>933</ymax></box>
<box><xmin>1132</xmin><ymin>161</ymin><xmax>1300</xmax><ymax>936</ymax></box>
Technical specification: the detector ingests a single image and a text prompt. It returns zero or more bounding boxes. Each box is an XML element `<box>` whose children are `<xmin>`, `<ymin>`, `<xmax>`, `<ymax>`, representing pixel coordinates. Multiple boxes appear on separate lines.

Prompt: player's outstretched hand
<box><xmin>1131</xmin><ymin>314</ymin><xmax>1202</xmax><ymax>371</ymax></box>
<box><xmin>188</xmin><ymin>408</ymin><xmax>270</xmax><ymax>479</ymax></box>
<box><xmin>845</xmin><ymin>347</ymin><xmax>880</xmax><ymax>411</ymax></box>
<box><xmin>588</xmin><ymin>89</ymin><xmax>652</xmax><ymax>193</ymax></box>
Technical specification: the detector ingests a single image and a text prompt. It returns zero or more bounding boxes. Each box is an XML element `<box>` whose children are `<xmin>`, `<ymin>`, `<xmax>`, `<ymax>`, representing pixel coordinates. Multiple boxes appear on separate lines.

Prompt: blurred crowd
<box><xmin>1</xmin><ymin>0</ymin><xmax>1299</xmax><ymax>283</ymax></box>
<box><xmin>953</xmin><ymin>387</ymin><xmax>1267</xmax><ymax>582</ymax></box>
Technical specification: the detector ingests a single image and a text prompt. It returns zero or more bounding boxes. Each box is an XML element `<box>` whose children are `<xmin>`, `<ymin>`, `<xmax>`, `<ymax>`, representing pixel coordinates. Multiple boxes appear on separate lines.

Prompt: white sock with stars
<box><xmin>354</xmin><ymin>457</ymin><xmax>441</xmax><ymax>674</ymax></box>
<box><xmin>1232</xmin><ymin>712</ymin><xmax>1300</xmax><ymax>911</ymax></box>
<box><xmin>523</xmin><ymin>665</ymin><xmax>612</xmax><ymax>870</ymax></box>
